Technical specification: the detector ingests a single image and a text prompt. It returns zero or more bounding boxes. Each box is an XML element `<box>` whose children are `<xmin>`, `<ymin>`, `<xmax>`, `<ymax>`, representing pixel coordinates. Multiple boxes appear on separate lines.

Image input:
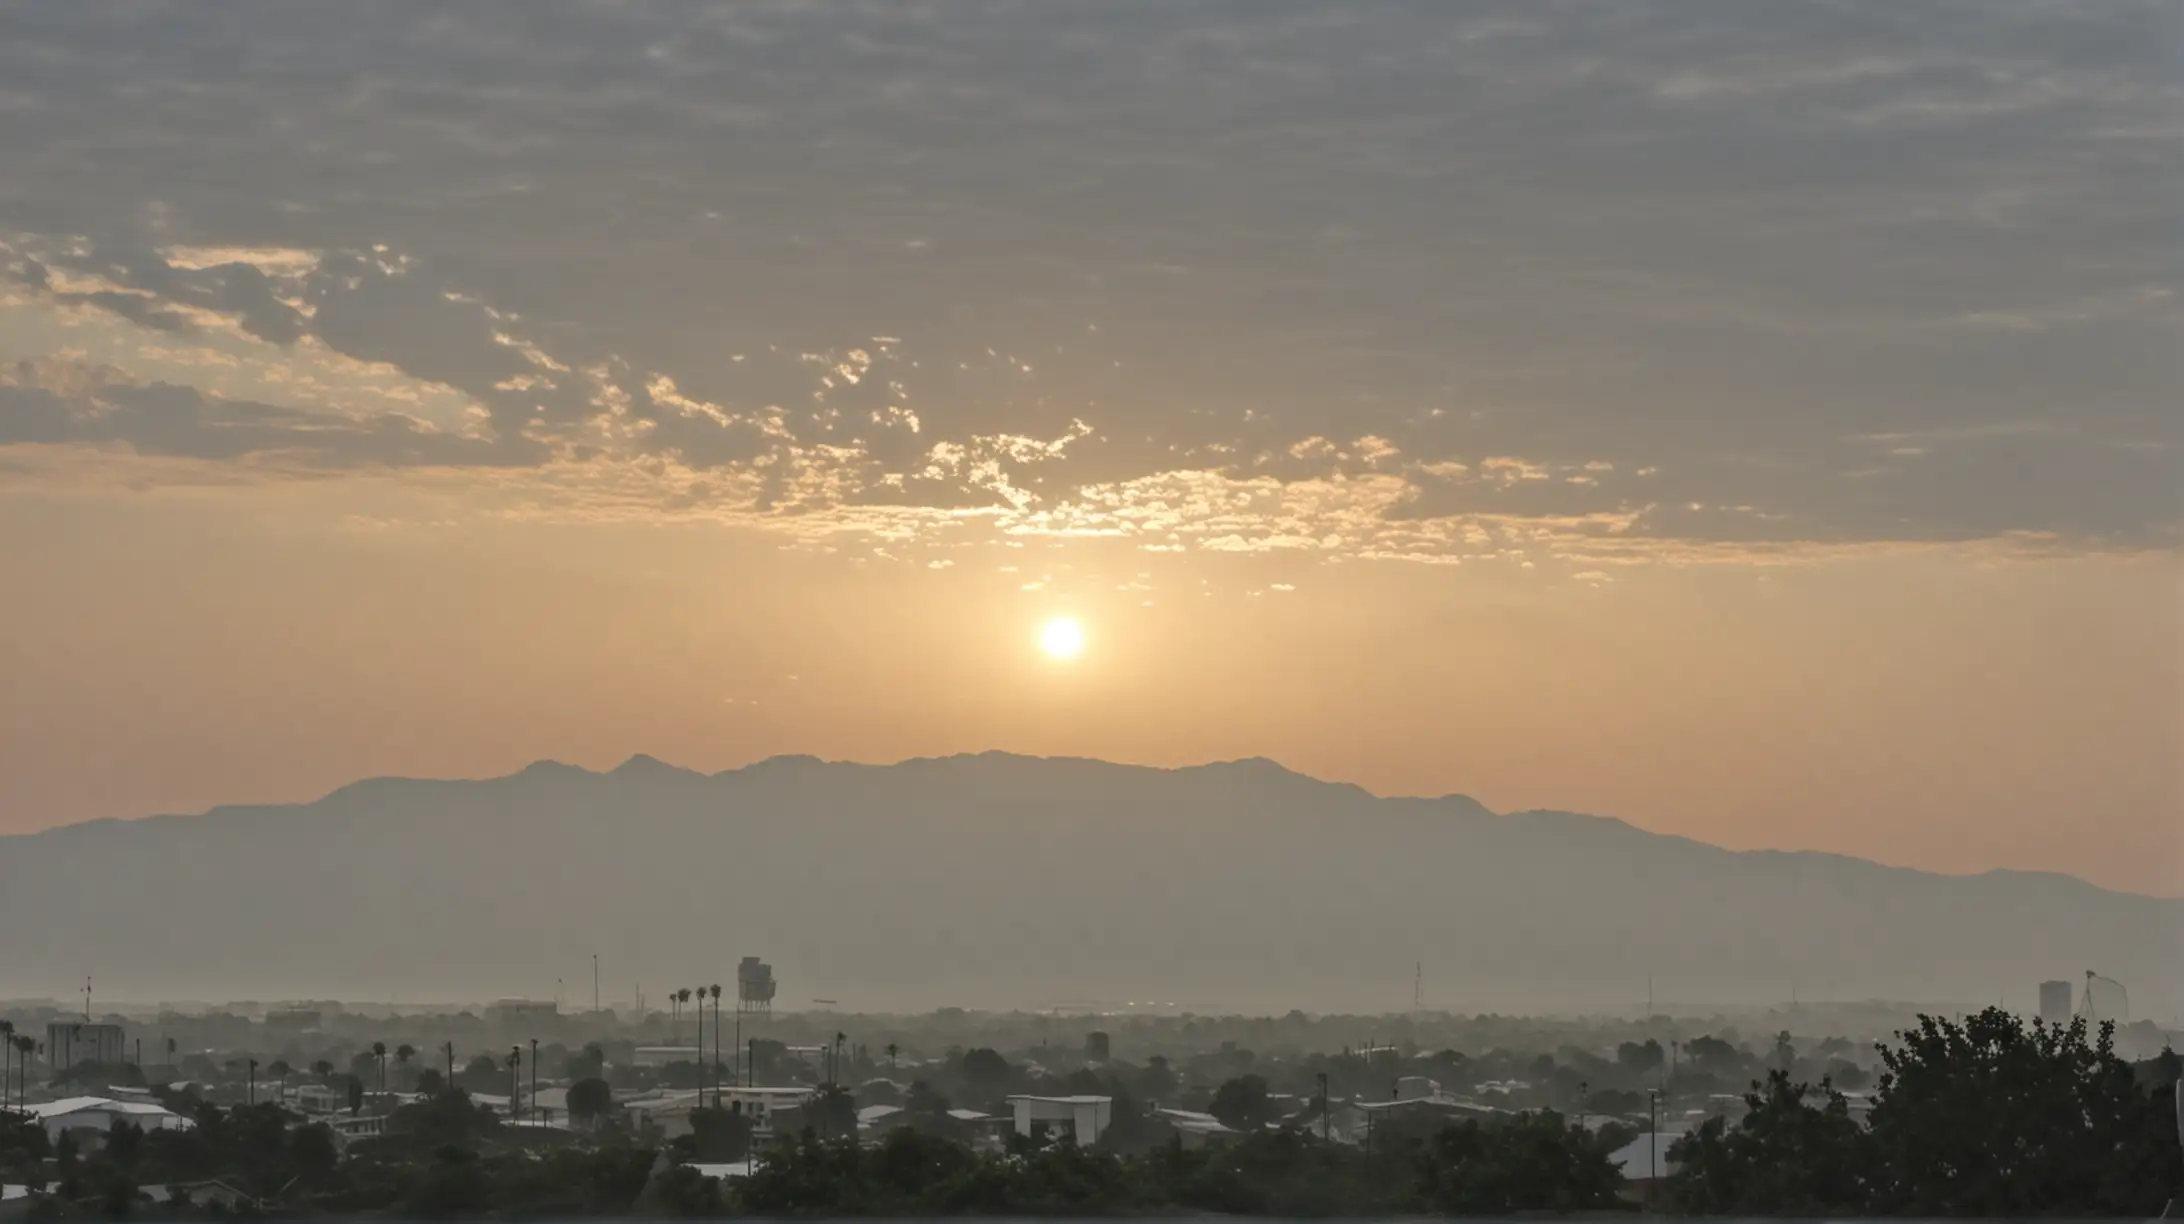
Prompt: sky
<box><xmin>1</xmin><ymin>1</ymin><xmax>2178</xmax><ymax>896</ymax></box>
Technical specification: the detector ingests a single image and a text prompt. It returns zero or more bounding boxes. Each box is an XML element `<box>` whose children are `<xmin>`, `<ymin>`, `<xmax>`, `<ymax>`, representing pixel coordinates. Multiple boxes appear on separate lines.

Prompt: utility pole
<box><xmin>445</xmin><ymin>1041</ymin><xmax>455</xmax><ymax>1084</ymax></box>
<box><xmin>530</xmin><ymin>1038</ymin><xmax>539</xmax><ymax>1124</ymax></box>
<box><xmin>593</xmin><ymin>954</ymin><xmax>600</xmax><ymax>1015</ymax></box>
<box><xmin>1647</xmin><ymin>1089</ymin><xmax>1661</xmax><ymax>1208</ymax></box>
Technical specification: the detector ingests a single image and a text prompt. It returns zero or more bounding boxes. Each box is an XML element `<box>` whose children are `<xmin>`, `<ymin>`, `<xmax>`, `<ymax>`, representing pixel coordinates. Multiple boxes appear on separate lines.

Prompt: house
<box><xmin>138</xmin><ymin>1180</ymin><xmax>260</xmax><ymax>1211</ymax></box>
<box><xmin>288</xmin><ymin>1083</ymin><xmax>346</xmax><ymax>1114</ymax></box>
<box><xmin>1151</xmin><ymin>1107</ymin><xmax>1235</xmax><ymax>1149</ymax></box>
<box><xmin>326</xmin><ymin>1115</ymin><xmax>388</xmax><ymax>1144</ymax></box>
<box><xmin>945</xmin><ymin>1108</ymin><xmax>1010</xmax><ymax>1151</ymax></box>
<box><xmin>1006</xmin><ymin>1095</ymin><xmax>1111</xmax><ymax>1146</ymax></box>
<box><xmin>857</xmin><ymin>1103</ymin><xmax>907</xmax><ymax>1135</ymax></box>
<box><xmin>21</xmin><ymin>1097</ymin><xmax>194</xmax><ymax>1143</ymax></box>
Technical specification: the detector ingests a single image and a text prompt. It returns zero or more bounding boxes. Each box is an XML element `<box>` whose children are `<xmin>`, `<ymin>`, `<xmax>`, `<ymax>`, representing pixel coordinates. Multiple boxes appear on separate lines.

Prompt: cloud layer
<box><xmin>2</xmin><ymin>1</ymin><xmax>2177</xmax><ymax>561</ymax></box>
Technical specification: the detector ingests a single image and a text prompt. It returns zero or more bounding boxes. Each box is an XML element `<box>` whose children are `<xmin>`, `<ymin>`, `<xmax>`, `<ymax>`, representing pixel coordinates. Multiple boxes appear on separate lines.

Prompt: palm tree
<box><xmin>18</xmin><ymin>1036</ymin><xmax>39</xmax><ymax>1112</ymax></box>
<box><xmin>268</xmin><ymin>1059</ymin><xmax>292</xmax><ymax>1102</ymax></box>
<box><xmin>395</xmin><ymin>1043</ymin><xmax>416</xmax><ymax>1091</ymax></box>
<box><xmin>708</xmin><ymin>984</ymin><xmax>723</xmax><ymax>1101</ymax></box>
<box><xmin>886</xmin><ymin>1042</ymin><xmax>899</xmax><ymax>1073</ymax></box>
<box><xmin>311</xmin><ymin>1059</ymin><xmax>334</xmax><ymax>1083</ymax></box>
<box><xmin>506</xmin><ymin>1046</ymin><xmax>523</xmax><ymax>1120</ymax></box>
<box><xmin>373</xmin><ymin>1041</ymin><xmax>389</xmax><ymax>1100</ymax></box>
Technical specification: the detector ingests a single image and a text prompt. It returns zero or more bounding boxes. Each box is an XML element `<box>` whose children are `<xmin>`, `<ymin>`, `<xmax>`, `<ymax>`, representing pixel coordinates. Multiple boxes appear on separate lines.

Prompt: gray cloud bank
<box><xmin>1</xmin><ymin>0</ymin><xmax>2176</xmax><ymax>555</ymax></box>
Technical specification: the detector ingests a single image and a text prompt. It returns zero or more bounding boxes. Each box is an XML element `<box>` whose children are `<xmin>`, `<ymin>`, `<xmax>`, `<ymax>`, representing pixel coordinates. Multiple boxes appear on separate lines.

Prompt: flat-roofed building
<box><xmin>45</xmin><ymin>1023</ymin><xmax>125</xmax><ymax>1070</ymax></box>
<box><xmin>1006</xmin><ymin>1095</ymin><xmax>1112</xmax><ymax>1146</ymax></box>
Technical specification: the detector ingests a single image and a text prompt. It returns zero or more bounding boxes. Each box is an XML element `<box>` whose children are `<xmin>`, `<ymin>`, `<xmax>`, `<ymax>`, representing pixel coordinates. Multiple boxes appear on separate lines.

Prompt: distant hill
<box><xmin>2</xmin><ymin>752</ymin><xmax>2175</xmax><ymax>1015</ymax></box>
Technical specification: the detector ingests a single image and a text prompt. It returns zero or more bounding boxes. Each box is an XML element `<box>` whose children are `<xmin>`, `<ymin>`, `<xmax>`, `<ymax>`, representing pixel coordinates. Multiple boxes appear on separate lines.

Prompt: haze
<box><xmin>1</xmin><ymin>1</ymin><xmax>2179</xmax><ymax>899</ymax></box>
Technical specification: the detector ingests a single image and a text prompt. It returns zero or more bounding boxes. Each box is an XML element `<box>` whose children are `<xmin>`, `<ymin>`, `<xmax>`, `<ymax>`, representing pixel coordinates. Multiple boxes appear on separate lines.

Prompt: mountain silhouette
<box><xmin>2</xmin><ymin>752</ymin><xmax>2174</xmax><ymax>1016</ymax></box>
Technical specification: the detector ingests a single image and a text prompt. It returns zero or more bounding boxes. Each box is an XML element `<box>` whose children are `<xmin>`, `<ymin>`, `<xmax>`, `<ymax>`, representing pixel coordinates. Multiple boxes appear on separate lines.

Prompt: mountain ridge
<box><xmin>2</xmin><ymin>752</ymin><xmax>2173</xmax><ymax>1014</ymax></box>
<box><xmin>2</xmin><ymin>751</ymin><xmax>2165</xmax><ymax>901</ymax></box>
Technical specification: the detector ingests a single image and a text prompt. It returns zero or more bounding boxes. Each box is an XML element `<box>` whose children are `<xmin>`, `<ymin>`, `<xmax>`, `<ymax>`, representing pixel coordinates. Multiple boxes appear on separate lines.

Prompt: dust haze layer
<box><xmin>3</xmin><ymin>753</ymin><xmax>2174</xmax><ymax>1017</ymax></box>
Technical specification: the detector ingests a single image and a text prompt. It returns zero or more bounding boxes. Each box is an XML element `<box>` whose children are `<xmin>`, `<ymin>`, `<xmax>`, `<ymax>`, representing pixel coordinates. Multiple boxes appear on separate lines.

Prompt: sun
<box><xmin>1039</xmin><ymin>617</ymin><xmax>1086</xmax><ymax>660</ymax></box>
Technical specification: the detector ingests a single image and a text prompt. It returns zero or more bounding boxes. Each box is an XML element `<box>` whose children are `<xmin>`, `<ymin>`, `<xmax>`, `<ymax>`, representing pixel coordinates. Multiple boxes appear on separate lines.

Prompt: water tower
<box><xmin>737</xmin><ymin>957</ymin><xmax>777</xmax><ymax>1021</ymax></box>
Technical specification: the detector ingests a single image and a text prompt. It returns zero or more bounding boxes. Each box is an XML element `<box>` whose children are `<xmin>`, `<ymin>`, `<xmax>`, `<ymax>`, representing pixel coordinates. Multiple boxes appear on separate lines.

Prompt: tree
<box><xmin>1669</xmin><ymin>1071</ymin><xmax>1872</xmax><ymax>1213</ymax></box>
<box><xmin>1207</xmin><ymin>1074</ymin><xmax>1276</xmax><ymax>1132</ymax></box>
<box><xmin>346</xmin><ymin>1074</ymin><xmax>365</xmax><ymax>1115</ymax></box>
<box><xmin>568</xmin><ymin>1076</ymin><xmax>615</xmax><ymax>1129</ymax></box>
<box><xmin>287</xmin><ymin>1121</ymin><xmax>339</xmax><ymax>1182</ymax></box>
<box><xmin>906</xmin><ymin>1079</ymin><xmax>952</xmax><ymax>1117</ymax></box>
<box><xmin>1771</xmin><ymin>1030</ymin><xmax>1796</xmax><ymax>1071</ymax></box>
<box><xmin>311</xmin><ymin>1059</ymin><xmax>335</xmax><ymax>1082</ymax></box>
<box><xmin>961</xmin><ymin>1047</ymin><xmax>1012</xmax><ymax>1095</ymax></box>
<box><xmin>565</xmin><ymin>1041</ymin><xmax>606</xmax><ymax>1082</ymax></box>
<box><xmin>886</xmin><ymin>1042</ymin><xmax>900</xmax><ymax>1072</ymax></box>
<box><xmin>415</xmin><ymin>1067</ymin><xmax>446</xmax><ymax>1097</ymax></box>
<box><xmin>1140</xmin><ymin>1055</ymin><xmax>1176</xmax><ymax>1100</ymax></box>
<box><xmin>686</xmin><ymin>1103</ymin><xmax>756</xmax><ymax>1159</ymax></box>
<box><xmin>1616</xmin><ymin>1039</ymin><xmax>1664</xmax><ymax>1074</ymax></box>
<box><xmin>373</xmin><ymin>1041</ymin><xmax>389</xmax><ymax>1099</ymax></box>
<box><xmin>810</xmin><ymin>1085</ymin><xmax>860</xmax><ymax>1141</ymax></box>
<box><xmin>1682</xmin><ymin>1034</ymin><xmax>1743</xmax><ymax>1083</ymax></box>
<box><xmin>395</xmin><ymin>1043</ymin><xmax>417</xmax><ymax>1086</ymax></box>
<box><xmin>1419</xmin><ymin>1112</ymin><xmax>1621</xmax><ymax>1214</ymax></box>
<box><xmin>1865</xmin><ymin>1008</ymin><xmax>2181</xmax><ymax>1216</ymax></box>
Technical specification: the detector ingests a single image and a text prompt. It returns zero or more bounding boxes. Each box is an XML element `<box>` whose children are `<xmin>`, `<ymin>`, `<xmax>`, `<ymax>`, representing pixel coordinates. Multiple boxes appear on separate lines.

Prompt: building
<box><xmin>1151</xmin><ymin>1107</ymin><xmax>1235</xmax><ymax>1149</ymax></box>
<box><xmin>1006</xmin><ymin>1095</ymin><xmax>1112</xmax><ymax>1146</ymax></box>
<box><xmin>1608</xmin><ymin>1131</ymin><xmax>1682</xmax><ymax>1201</ymax></box>
<box><xmin>623</xmin><ymin>1086</ymin><xmax>815</xmax><ymax>1141</ymax></box>
<box><xmin>21</xmin><ymin>1097</ymin><xmax>193</xmax><ymax>1143</ymax></box>
<box><xmin>721</xmin><ymin>1086</ymin><xmax>817</xmax><ymax>1139</ymax></box>
<box><xmin>2038</xmin><ymin>980</ymin><xmax>2073</xmax><ymax>1025</ymax></box>
<box><xmin>45</xmin><ymin>1023</ymin><xmax>125</xmax><ymax>1071</ymax></box>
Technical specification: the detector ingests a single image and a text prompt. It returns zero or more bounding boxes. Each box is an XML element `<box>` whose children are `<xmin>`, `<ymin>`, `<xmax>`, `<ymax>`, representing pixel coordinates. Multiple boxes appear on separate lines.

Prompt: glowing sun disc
<box><xmin>1040</xmin><ymin>617</ymin><xmax>1086</xmax><ymax>659</ymax></box>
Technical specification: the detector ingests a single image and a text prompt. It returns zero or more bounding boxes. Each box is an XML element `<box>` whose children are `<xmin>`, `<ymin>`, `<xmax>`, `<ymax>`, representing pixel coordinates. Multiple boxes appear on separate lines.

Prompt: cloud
<box><xmin>0</xmin><ymin>1</ymin><xmax>2175</xmax><ymax>559</ymax></box>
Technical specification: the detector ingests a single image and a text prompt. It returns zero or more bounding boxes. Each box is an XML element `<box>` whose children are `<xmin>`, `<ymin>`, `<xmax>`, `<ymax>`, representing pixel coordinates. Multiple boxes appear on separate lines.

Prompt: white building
<box><xmin>1006</xmin><ymin>1095</ymin><xmax>1112</xmax><ymax>1146</ymax></box>
<box><xmin>1609</xmin><ymin>1130</ymin><xmax>1683</xmax><ymax>1200</ymax></box>
<box><xmin>624</xmin><ymin>1086</ymin><xmax>815</xmax><ymax>1140</ymax></box>
<box><xmin>22</xmin><ymin>1097</ymin><xmax>193</xmax><ymax>1142</ymax></box>
<box><xmin>45</xmin><ymin>1023</ymin><xmax>126</xmax><ymax>1070</ymax></box>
